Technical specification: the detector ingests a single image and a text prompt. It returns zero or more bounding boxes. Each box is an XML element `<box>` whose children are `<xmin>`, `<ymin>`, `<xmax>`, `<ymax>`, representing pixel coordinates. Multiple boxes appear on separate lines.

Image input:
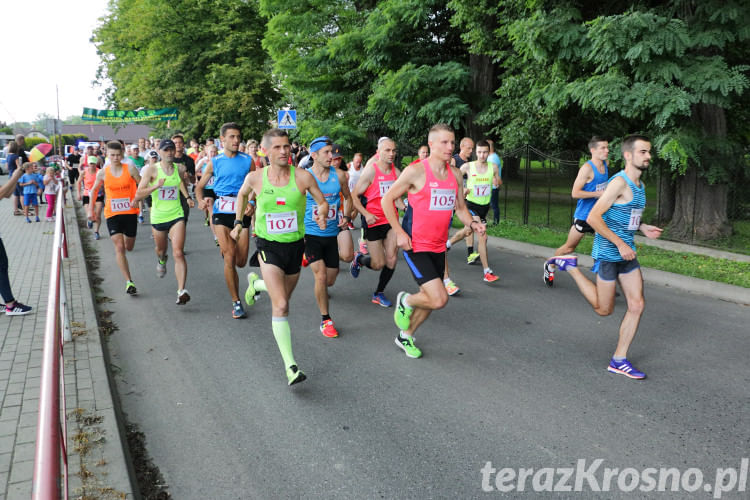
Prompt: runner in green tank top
<box><xmin>446</xmin><ymin>140</ymin><xmax>500</xmax><ymax>282</ymax></box>
<box><xmin>230</xmin><ymin>128</ymin><xmax>328</xmax><ymax>386</ymax></box>
<box><xmin>135</xmin><ymin>139</ymin><xmax>194</xmax><ymax>305</ymax></box>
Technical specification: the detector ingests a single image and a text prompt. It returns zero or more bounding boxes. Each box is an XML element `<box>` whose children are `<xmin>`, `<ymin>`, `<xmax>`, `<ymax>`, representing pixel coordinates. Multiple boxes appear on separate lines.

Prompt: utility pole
<box><xmin>56</xmin><ymin>85</ymin><xmax>61</xmax><ymax>155</ymax></box>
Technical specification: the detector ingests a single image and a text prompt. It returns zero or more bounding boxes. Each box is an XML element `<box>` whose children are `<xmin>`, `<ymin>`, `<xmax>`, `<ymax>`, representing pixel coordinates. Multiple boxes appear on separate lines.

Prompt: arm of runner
<box><xmin>351</xmin><ymin>164</ymin><xmax>376</xmax><ymax>225</ymax></box>
<box><xmin>298</xmin><ymin>169</ymin><xmax>328</xmax><ymax>230</ymax></box>
<box><xmin>492</xmin><ymin>163</ymin><xmax>502</xmax><ymax>187</ymax></box>
<box><xmin>571</xmin><ymin>163</ymin><xmax>598</xmax><ymax>199</ymax></box>
<box><xmin>393</xmin><ymin>166</ymin><xmax>406</xmax><ymax>211</ymax></box>
<box><xmin>196</xmin><ymin>160</ymin><xmax>213</xmax><ymax>210</ymax></box>
<box><xmin>177</xmin><ymin>165</ymin><xmax>194</xmax><ymax>207</ymax></box>
<box><xmin>88</xmin><ymin>169</ymin><xmax>106</xmax><ymax>219</ymax></box>
<box><xmin>639</xmin><ymin>223</ymin><xmax>663</xmax><ymax>239</ymax></box>
<box><xmin>230</xmin><ymin>173</ymin><xmax>254</xmax><ymax>241</ymax></box>
<box><xmin>453</xmin><ymin>166</ymin><xmax>485</xmax><ymax>236</ymax></box>
<box><xmin>0</xmin><ymin>167</ymin><xmax>24</xmax><ymax>199</ymax></box>
<box><xmin>336</xmin><ymin>168</ymin><xmax>353</xmax><ymax>228</ymax></box>
<box><xmin>460</xmin><ymin>163</ymin><xmax>471</xmax><ymax>197</ymax></box>
<box><xmin>381</xmin><ymin>165</ymin><xmax>416</xmax><ymax>251</ymax></box>
<box><xmin>586</xmin><ymin>176</ymin><xmax>634</xmax><ymax>260</ymax></box>
<box><xmin>134</xmin><ymin>166</ymin><xmax>164</xmax><ymax>202</ymax></box>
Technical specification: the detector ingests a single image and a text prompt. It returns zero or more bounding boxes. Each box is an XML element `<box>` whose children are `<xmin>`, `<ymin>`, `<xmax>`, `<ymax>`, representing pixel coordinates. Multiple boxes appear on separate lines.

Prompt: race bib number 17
<box><xmin>473</xmin><ymin>184</ymin><xmax>491</xmax><ymax>197</ymax></box>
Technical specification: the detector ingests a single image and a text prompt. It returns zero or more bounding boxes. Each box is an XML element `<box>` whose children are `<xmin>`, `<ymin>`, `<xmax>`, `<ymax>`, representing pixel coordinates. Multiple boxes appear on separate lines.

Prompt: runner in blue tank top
<box><xmin>196</xmin><ymin>122</ymin><xmax>255</xmax><ymax>319</ymax></box>
<box><xmin>545</xmin><ymin>137</ymin><xmax>610</xmax><ymax>287</ymax></box>
<box><xmin>302</xmin><ymin>137</ymin><xmax>354</xmax><ymax>338</ymax></box>
<box><xmin>546</xmin><ymin>135</ymin><xmax>663</xmax><ymax>380</ymax></box>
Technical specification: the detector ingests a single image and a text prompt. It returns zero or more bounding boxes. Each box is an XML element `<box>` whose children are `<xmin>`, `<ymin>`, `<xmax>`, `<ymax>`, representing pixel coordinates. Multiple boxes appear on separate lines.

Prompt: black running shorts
<box><xmin>304</xmin><ymin>234</ymin><xmax>339</xmax><ymax>268</ymax></box>
<box><xmin>403</xmin><ymin>250</ymin><xmax>445</xmax><ymax>286</ymax></box>
<box><xmin>106</xmin><ymin>214</ymin><xmax>138</xmax><ymax>238</ymax></box>
<box><xmin>257</xmin><ymin>237</ymin><xmax>305</xmax><ymax>275</ymax></box>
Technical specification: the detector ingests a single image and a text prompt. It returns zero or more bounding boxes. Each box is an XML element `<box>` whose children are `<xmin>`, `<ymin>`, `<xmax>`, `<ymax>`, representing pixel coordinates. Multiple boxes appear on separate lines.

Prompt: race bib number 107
<box><xmin>266</xmin><ymin>211</ymin><xmax>298</xmax><ymax>234</ymax></box>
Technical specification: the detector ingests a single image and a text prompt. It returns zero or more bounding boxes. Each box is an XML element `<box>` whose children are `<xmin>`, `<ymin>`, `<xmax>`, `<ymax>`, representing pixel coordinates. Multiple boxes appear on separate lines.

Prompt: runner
<box><xmin>87</xmin><ymin>142</ymin><xmax>142</xmax><ymax>295</ymax></box>
<box><xmin>384</xmin><ymin>123</ymin><xmax>482</xmax><ymax>358</ymax></box>
<box><xmin>546</xmin><ymin>135</ymin><xmax>662</xmax><ymax>379</ymax></box>
<box><xmin>346</xmin><ymin>152</ymin><xmax>367</xmax><ymax>250</ymax></box>
<box><xmin>446</xmin><ymin>140</ymin><xmax>500</xmax><ymax>282</ymax></box>
<box><xmin>544</xmin><ymin>136</ymin><xmax>610</xmax><ymax>287</ymax></box>
<box><xmin>196</xmin><ymin>123</ymin><xmax>254</xmax><ymax>319</ymax></box>
<box><xmin>195</xmin><ymin>143</ymin><xmax>219</xmax><ymax>244</ymax></box>
<box><xmin>134</xmin><ymin>139</ymin><xmax>194</xmax><ymax>305</ymax></box>
<box><xmin>302</xmin><ymin>136</ymin><xmax>354</xmax><ymax>338</ymax></box>
<box><xmin>77</xmin><ymin>155</ymin><xmax>104</xmax><ymax>240</ymax></box>
<box><xmin>350</xmin><ymin>137</ymin><xmax>402</xmax><ymax>307</ymax></box>
<box><xmin>231</xmin><ymin>128</ymin><xmax>328</xmax><ymax>386</ymax></box>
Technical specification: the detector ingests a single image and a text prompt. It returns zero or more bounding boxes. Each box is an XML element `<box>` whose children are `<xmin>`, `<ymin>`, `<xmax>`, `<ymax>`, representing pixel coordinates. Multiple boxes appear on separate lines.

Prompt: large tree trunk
<box><xmin>667</xmin><ymin>103</ymin><xmax>732</xmax><ymax>241</ymax></box>
<box><xmin>464</xmin><ymin>53</ymin><xmax>495</xmax><ymax>140</ymax></box>
<box><xmin>655</xmin><ymin>164</ymin><xmax>675</xmax><ymax>225</ymax></box>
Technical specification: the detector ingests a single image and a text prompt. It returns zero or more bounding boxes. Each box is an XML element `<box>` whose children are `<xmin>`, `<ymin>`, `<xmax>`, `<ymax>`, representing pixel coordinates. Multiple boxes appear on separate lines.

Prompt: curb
<box><xmin>486</xmin><ymin>235</ymin><xmax>750</xmax><ymax>306</ymax></box>
<box><xmin>65</xmin><ymin>202</ymin><xmax>137</xmax><ymax>497</ymax></box>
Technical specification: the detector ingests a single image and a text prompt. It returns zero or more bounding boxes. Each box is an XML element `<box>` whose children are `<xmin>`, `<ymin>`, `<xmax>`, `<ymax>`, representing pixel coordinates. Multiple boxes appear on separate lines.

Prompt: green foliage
<box><xmin>24</xmin><ymin>137</ymin><xmax>49</xmax><ymax>150</ymax></box>
<box><xmin>92</xmin><ymin>0</ymin><xmax>279</xmax><ymax>141</ymax></box>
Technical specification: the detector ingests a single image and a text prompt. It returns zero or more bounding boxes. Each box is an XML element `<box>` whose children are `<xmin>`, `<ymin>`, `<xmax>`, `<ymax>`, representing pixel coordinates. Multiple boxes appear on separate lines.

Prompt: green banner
<box><xmin>81</xmin><ymin>107</ymin><xmax>179</xmax><ymax>123</ymax></box>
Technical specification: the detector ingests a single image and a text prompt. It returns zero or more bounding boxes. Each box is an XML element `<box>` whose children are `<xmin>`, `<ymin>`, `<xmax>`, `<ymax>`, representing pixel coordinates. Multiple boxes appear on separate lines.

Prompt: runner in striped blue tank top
<box><xmin>545</xmin><ymin>135</ymin><xmax>663</xmax><ymax>380</ymax></box>
<box><xmin>544</xmin><ymin>137</ymin><xmax>610</xmax><ymax>287</ymax></box>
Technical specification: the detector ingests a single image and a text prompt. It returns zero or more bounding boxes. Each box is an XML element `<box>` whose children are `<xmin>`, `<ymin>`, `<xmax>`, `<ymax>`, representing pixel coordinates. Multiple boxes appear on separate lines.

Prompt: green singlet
<box><xmin>254</xmin><ymin>166</ymin><xmax>306</xmax><ymax>242</ymax></box>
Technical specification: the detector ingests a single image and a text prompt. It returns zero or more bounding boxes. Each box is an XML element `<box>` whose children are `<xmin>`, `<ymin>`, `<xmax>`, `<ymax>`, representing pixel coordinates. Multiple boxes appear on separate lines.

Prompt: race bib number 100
<box><xmin>158</xmin><ymin>186</ymin><xmax>178</xmax><ymax>201</ymax></box>
<box><xmin>628</xmin><ymin>208</ymin><xmax>643</xmax><ymax>231</ymax></box>
<box><xmin>430</xmin><ymin>188</ymin><xmax>456</xmax><ymax>211</ymax></box>
<box><xmin>266</xmin><ymin>211</ymin><xmax>298</xmax><ymax>234</ymax></box>
<box><xmin>110</xmin><ymin>198</ymin><xmax>131</xmax><ymax>213</ymax></box>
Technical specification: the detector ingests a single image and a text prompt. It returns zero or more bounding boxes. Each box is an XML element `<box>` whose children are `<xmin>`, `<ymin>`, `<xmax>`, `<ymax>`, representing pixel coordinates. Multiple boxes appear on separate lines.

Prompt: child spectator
<box><xmin>34</xmin><ymin>164</ymin><xmax>45</xmax><ymax>205</ymax></box>
<box><xmin>18</xmin><ymin>163</ymin><xmax>40</xmax><ymax>222</ymax></box>
<box><xmin>43</xmin><ymin>166</ymin><xmax>60</xmax><ymax>221</ymax></box>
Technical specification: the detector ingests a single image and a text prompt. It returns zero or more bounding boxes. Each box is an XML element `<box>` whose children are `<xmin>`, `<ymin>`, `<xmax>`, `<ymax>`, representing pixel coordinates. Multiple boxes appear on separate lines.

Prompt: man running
<box><xmin>196</xmin><ymin>123</ymin><xmax>254</xmax><ymax>319</ymax></box>
<box><xmin>544</xmin><ymin>136</ymin><xmax>610</xmax><ymax>286</ymax></box>
<box><xmin>547</xmin><ymin>135</ymin><xmax>662</xmax><ymax>379</ymax></box>
<box><xmin>77</xmin><ymin>155</ymin><xmax>104</xmax><ymax>240</ymax></box>
<box><xmin>384</xmin><ymin>124</ymin><xmax>483</xmax><ymax>358</ymax></box>
<box><xmin>135</xmin><ymin>139</ymin><xmax>194</xmax><ymax>305</ymax></box>
<box><xmin>303</xmin><ymin>136</ymin><xmax>354</xmax><ymax>338</ymax></box>
<box><xmin>446</xmin><ymin>140</ymin><xmax>500</xmax><ymax>282</ymax></box>
<box><xmin>350</xmin><ymin>137</ymin><xmax>402</xmax><ymax>307</ymax></box>
<box><xmin>231</xmin><ymin>128</ymin><xmax>328</xmax><ymax>386</ymax></box>
<box><xmin>88</xmin><ymin>142</ymin><xmax>142</xmax><ymax>295</ymax></box>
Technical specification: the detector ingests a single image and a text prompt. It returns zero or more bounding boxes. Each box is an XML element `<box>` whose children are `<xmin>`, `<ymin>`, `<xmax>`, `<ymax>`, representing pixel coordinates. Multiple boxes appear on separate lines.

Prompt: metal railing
<box><xmin>32</xmin><ymin>180</ymin><xmax>71</xmax><ymax>500</ymax></box>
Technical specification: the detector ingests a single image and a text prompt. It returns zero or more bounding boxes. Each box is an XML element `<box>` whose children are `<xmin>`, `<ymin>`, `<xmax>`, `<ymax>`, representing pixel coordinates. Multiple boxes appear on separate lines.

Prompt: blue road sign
<box><xmin>278</xmin><ymin>110</ymin><xmax>297</xmax><ymax>129</ymax></box>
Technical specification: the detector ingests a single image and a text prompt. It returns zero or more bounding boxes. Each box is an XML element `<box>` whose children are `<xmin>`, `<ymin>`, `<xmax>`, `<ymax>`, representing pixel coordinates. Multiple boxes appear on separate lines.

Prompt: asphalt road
<box><xmin>87</xmin><ymin>208</ymin><xmax>749</xmax><ymax>499</ymax></box>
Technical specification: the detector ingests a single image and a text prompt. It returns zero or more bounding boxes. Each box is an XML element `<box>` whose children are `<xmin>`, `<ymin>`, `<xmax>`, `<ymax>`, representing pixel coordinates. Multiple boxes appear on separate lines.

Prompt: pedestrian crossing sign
<box><xmin>277</xmin><ymin>110</ymin><xmax>297</xmax><ymax>129</ymax></box>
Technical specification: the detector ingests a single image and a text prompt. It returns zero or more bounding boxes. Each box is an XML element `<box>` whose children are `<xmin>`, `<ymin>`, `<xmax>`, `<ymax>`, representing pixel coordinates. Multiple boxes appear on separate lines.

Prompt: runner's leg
<box><xmin>169</xmin><ymin>221</ymin><xmax>188</xmax><ymax>291</ymax></box>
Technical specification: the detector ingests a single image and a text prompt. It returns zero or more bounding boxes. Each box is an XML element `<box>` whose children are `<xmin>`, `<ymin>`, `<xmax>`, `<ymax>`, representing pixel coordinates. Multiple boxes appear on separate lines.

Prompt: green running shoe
<box><xmin>395</xmin><ymin>332</ymin><xmax>422</xmax><ymax>359</ymax></box>
<box><xmin>394</xmin><ymin>291</ymin><xmax>413</xmax><ymax>330</ymax></box>
<box><xmin>126</xmin><ymin>281</ymin><xmax>137</xmax><ymax>295</ymax></box>
<box><xmin>286</xmin><ymin>365</ymin><xmax>307</xmax><ymax>386</ymax></box>
<box><xmin>467</xmin><ymin>252</ymin><xmax>480</xmax><ymax>265</ymax></box>
<box><xmin>245</xmin><ymin>272</ymin><xmax>260</xmax><ymax>306</ymax></box>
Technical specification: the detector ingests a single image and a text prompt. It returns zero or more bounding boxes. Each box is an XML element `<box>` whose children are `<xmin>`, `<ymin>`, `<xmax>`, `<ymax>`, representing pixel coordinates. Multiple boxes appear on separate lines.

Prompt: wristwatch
<box><xmin>233</xmin><ymin>219</ymin><xmax>243</xmax><ymax>227</ymax></box>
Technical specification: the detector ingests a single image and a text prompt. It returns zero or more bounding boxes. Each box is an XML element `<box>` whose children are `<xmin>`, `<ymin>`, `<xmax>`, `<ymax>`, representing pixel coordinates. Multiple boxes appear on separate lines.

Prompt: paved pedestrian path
<box><xmin>0</xmin><ymin>195</ymin><xmax>132</xmax><ymax>499</ymax></box>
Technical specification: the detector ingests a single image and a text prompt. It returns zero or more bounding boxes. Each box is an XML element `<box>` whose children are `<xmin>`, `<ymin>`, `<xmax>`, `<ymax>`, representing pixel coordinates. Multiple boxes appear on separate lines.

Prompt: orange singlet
<box><xmin>102</xmin><ymin>165</ymin><xmax>138</xmax><ymax>219</ymax></box>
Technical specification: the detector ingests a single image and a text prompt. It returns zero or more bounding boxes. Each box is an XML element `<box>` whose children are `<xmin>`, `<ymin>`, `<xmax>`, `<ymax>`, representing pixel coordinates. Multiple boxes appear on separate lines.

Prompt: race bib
<box><xmin>378</xmin><ymin>180</ymin><xmax>394</xmax><ymax>197</ymax></box>
<box><xmin>215</xmin><ymin>195</ymin><xmax>236</xmax><ymax>214</ymax></box>
<box><xmin>110</xmin><ymin>198</ymin><xmax>131</xmax><ymax>213</ymax></box>
<box><xmin>473</xmin><ymin>184</ymin><xmax>491</xmax><ymax>198</ymax></box>
<box><xmin>206</xmin><ymin>176</ymin><xmax>215</xmax><ymax>187</ymax></box>
<box><xmin>596</xmin><ymin>181</ymin><xmax>608</xmax><ymax>192</ymax></box>
<box><xmin>628</xmin><ymin>208</ymin><xmax>643</xmax><ymax>231</ymax></box>
<box><xmin>266</xmin><ymin>211</ymin><xmax>298</xmax><ymax>234</ymax></box>
<box><xmin>158</xmin><ymin>186</ymin><xmax>178</xmax><ymax>201</ymax></box>
<box><xmin>429</xmin><ymin>188</ymin><xmax>456</xmax><ymax>211</ymax></box>
<box><xmin>312</xmin><ymin>204</ymin><xmax>338</xmax><ymax>221</ymax></box>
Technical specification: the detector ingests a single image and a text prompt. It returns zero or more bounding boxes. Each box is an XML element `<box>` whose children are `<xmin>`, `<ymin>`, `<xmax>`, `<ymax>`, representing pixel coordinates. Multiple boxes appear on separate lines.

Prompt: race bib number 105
<box><xmin>430</xmin><ymin>188</ymin><xmax>456</xmax><ymax>211</ymax></box>
<box><xmin>266</xmin><ymin>211</ymin><xmax>298</xmax><ymax>234</ymax></box>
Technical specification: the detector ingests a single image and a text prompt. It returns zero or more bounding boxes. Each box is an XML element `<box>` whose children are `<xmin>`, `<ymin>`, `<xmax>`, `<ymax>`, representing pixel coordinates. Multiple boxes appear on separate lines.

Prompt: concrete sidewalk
<box><xmin>0</xmin><ymin>196</ymin><xmax>133</xmax><ymax>499</ymax></box>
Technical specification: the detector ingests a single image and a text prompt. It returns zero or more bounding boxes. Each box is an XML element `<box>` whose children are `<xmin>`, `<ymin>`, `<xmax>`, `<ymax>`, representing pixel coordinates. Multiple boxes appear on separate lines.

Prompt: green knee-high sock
<box><xmin>272</xmin><ymin>316</ymin><xmax>296</xmax><ymax>368</ymax></box>
<box><xmin>255</xmin><ymin>279</ymin><xmax>267</xmax><ymax>292</ymax></box>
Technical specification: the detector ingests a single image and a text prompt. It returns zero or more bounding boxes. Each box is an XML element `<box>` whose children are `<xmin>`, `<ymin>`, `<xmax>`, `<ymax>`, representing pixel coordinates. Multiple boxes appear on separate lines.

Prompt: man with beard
<box><xmin>545</xmin><ymin>135</ymin><xmax>663</xmax><ymax>380</ymax></box>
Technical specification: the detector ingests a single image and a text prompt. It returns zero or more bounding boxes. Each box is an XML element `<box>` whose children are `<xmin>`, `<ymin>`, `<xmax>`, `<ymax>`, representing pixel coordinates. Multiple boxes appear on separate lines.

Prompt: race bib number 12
<box><xmin>158</xmin><ymin>186</ymin><xmax>178</xmax><ymax>201</ymax></box>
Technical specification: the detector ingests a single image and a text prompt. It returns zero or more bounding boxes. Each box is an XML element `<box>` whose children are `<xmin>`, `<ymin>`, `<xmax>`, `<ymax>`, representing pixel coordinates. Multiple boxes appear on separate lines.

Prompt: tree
<box><xmin>92</xmin><ymin>0</ymin><xmax>279</xmax><ymax>140</ymax></box>
<box><xmin>451</xmin><ymin>0</ymin><xmax>750</xmax><ymax>240</ymax></box>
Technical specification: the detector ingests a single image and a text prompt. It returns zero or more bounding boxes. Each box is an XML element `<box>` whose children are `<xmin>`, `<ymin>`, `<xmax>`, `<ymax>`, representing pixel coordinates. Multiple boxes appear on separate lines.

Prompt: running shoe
<box><xmin>214</xmin><ymin>237</ymin><xmax>220</xmax><ymax>247</ymax></box>
<box><xmin>204</xmin><ymin>217</ymin><xmax>210</xmax><ymax>226</ymax></box>
<box><xmin>138</xmin><ymin>215</ymin><xmax>144</xmax><ymax>224</ymax></box>
<box><xmin>126</xmin><ymin>281</ymin><xmax>137</xmax><ymax>295</ymax></box>
<box><xmin>35</xmin><ymin>216</ymin><xmax>40</xmax><ymax>222</ymax></box>
<box><xmin>176</xmin><ymin>289</ymin><xmax>191</xmax><ymax>305</ymax></box>
<box><xmin>483</xmin><ymin>270</ymin><xmax>500</xmax><ymax>283</ymax></box>
<box><xmin>245</xmin><ymin>272</ymin><xmax>260</xmax><ymax>306</ymax></box>
<box><xmin>232</xmin><ymin>300</ymin><xmax>246</xmax><ymax>318</ymax></box>
<box><xmin>87</xmin><ymin>220</ymin><xmax>93</xmax><ymax>229</ymax></box>
<box><xmin>467</xmin><ymin>252</ymin><xmax>480</xmax><ymax>265</ymax></box>
<box><xmin>395</xmin><ymin>333</ymin><xmax>422</xmax><ymax>359</ymax></box>
<box><xmin>286</xmin><ymin>364</ymin><xmax>307</xmax><ymax>386</ymax></box>
<box><xmin>372</xmin><ymin>292</ymin><xmax>392</xmax><ymax>308</ymax></box>
<box><xmin>320</xmin><ymin>319</ymin><xmax>339</xmax><ymax>338</ymax></box>
<box><xmin>5</xmin><ymin>302</ymin><xmax>32</xmax><ymax>316</ymax></box>
<box><xmin>94</xmin><ymin>232</ymin><xmax>100</xmax><ymax>240</ymax></box>
<box><xmin>547</xmin><ymin>255</ymin><xmax>577</xmax><ymax>271</ymax></box>
<box><xmin>156</xmin><ymin>255</ymin><xmax>168</xmax><ymax>278</ymax></box>
<box><xmin>394</xmin><ymin>292</ymin><xmax>413</xmax><ymax>330</ymax></box>
<box><xmin>607</xmin><ymin>358</ymin><xmax>646</xmax><ymax>380</ymax></box>
<box><xmin>358</xmin><ymin>239</ymin><xmax>368</xmax><ymax>255</ymax></box>
<box><xmin>350</xmin><ymin>252</ymin><xmax>362</xmax><ymax>278</ymax></box>
<box><xmin>544</xmin><ymin>261</ymin><xmax>555</xmax><ymax>287</ymax></box>
<box><xmin>444</xmin><ymin>280</ymin><xmax>460</xmax><ymax>296</ymax></box>
<box><xmin>26</xmin><ymin>217</ymin><xmax>31</xmax><ymax>223</ymax></box>
<box><xmin>347</xmin><ymin>221</ymin><xmax>355</xmax><ymax>230</ymax></box>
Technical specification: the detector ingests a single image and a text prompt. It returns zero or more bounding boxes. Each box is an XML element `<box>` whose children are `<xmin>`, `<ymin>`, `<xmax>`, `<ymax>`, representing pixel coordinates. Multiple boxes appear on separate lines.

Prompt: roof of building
<box><xmin>61</xmin><ymin>124</ymin><xmax>154</xmax><ymax>143</ymax></box>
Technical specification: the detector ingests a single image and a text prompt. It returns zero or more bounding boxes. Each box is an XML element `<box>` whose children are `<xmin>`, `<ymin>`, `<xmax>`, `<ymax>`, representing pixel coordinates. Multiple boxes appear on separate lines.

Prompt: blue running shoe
<box><xmin>371</xmin><ymin>292</ymin><xmax>392</xmax><ymax>307</ymax></box>
<box><xmin>547</xmin><ymin>255</ymin><xmax>577</xmax><ymax>271</ymax></box>
<box><xmin>350</xmin><ymin>252</ymin><xmax>362</xmax><ymax>278</ymax></box>
<box><xmin>607</xmin><ymin>358</ymin><xmax>646</xmax><ymax>380</ymax></box>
